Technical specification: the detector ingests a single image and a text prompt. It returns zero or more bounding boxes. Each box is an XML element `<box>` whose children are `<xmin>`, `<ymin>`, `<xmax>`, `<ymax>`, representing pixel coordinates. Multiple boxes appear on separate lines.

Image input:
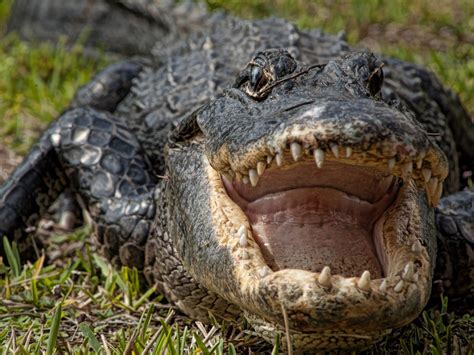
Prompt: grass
<box><xmin>0</xmin><ymin>0</ymin><xmax>473</xmax><ymax>353</ymax></box>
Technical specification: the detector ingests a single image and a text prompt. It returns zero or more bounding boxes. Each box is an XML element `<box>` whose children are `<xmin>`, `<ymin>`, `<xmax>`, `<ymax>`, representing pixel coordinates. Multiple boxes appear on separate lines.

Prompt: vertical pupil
<box><xmin>250</xmin><ymin>66</ymin><xmax>263</xmax><ymax>90</ymax></box>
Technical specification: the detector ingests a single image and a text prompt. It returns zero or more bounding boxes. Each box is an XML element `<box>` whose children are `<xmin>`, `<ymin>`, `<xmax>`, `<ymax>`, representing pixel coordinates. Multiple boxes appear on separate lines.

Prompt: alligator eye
<box><xmin>368</xmin><ymin>66</ymin><xmax>384</xmax><ymax>97</ymax></box>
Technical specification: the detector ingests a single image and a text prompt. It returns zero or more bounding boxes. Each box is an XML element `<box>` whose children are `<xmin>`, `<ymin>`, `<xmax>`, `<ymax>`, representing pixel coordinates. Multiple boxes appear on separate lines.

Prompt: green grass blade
<box><xmin>46</xmin><ymin>303</ymin><xmax>62</xmax><ymax>355</ymax></box>
<box><xmin>79</xmin><ymin>322</ymin><xmax>102</xmax><ymax>352</ymax></box>
<box><xmin>3</xmin><ymin>236</ymin><xmax>20</xmax><ymax>277</ymax></box>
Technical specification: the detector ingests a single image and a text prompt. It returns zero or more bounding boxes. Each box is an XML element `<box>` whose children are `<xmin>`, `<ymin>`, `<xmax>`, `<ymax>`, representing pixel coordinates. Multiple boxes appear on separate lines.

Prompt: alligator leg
<box><xmin>432</xmin><ymin>190</ymin><xmax>473</xmax><ymax>310</ymax></box>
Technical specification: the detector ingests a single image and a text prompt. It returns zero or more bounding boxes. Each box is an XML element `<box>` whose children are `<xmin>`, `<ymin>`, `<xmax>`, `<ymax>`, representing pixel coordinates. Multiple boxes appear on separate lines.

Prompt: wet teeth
<box><xmin>416</xmin><ymin>158</ymin><xmax>423</xmax><ymax>169</ymax></box>
<box><xmin>427</xmin><ymin>177</ymin><xmax>438</xmax><ymax>196</ymax></box>
<box><xmin>403</xmin><ymin>262</ymin><xmax>415</xmax><ymax>282</ymax></box>
<box><xmin>421</xmin><ymin>168</ymin><xmax>432</xmax><ymax>183</ymax></box>
<box><xmin>394</xmin><ymin>280</ymin><xmax>404</xmax><ymax>293</ymax></box>
<box><xmin>290</xmin><ymin>142</ymin><xmax>302</xmax><ymax>161</ymax></box>
<box><xmin>257</xmin><ymin>161</ymin><xmax>266</xmax><ymax>176</ymax></box>
<box><xmin>314</xmin><ymin>148</ymin><xmax>325</xmax><ymax>168</ymax></box>
<box><xmin>237</xmin><ymin>225</ymin><xmax>247</xmax><ymax>237</ymax></box>
<box><xmin>411</xmin><ymin>240</ymin><xmax>423</xmax><ymax>253</ymax></box>
<box><xmin>357</xmin><ymin>271</ymin><xmax>371</xmax><ymax>291</ymax></box>
<box><xmin>222</xmin><ymin>172</ymin><xmax>233</xmax><ymax>182</ymax></box>
<box><xmin>258</xmin><ymin>267</ymin><xmax>270</xmax><ymax>278</ymax></box>
<box><xmin>330</xmin><ymin>144</ymin><xmax>339</xmax><ymax>158</ymax></box>
<box><xmin>242</xmin><ymin>176</ymin><xmax>250</xmax><ymax>184</ymax></box>
<box><xmin>266</xmin><ymin>155</ymin><xmax>273</xmax><ymax>165</ymax></box>
<box><xmin>249</xmin><ymin>169</ymin><xmax>259</xmax><ymax>187</ymax></box>
<box><xmin>388</xmin><ymin>158</ymin><xmax>396</xmax><ymax>171</ymax></box>
<box><xmin>239</xmin><ymin>232</ymin><xmax>248</xmax><ymax>247</ymax></box>
<box><xmin>241</xmin><ymin>250</ymin><xmax>249</xmax><ymax>259</ymax></box>
<box><xmin>318</xmin><ymin>266</ymin><xmax>332</xmax><ymax>287</ymax></box>
<box><xmin>432</xmin><ymin>182</ymin><xmax>443</xmax><ymax>206</ymax></box>
<box><xmin>401</xmin><ymin>162</ymin><xmax>413</xmax><ymax>178</ymax></box>
<box><xmin>275</xmin><ymin>152</ymin><xmax>284</xmax><ymax>167</ymax></box>
<box><xmin>346</xmin><ymin>147</ymin><xmax>352</xmax><ymax>158</ymax></box>
<box><xmin>379</xmin><ymin>279</ymin><xmax>388</xmax><ymax>292</ymax></box>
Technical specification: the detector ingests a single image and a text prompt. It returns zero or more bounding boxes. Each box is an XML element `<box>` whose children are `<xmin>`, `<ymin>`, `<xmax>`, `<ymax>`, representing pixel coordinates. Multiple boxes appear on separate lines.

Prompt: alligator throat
<box><xmin>223</xmin><ymin>161</ymin><xmax>399</xmax><ymax>278</ymax></box>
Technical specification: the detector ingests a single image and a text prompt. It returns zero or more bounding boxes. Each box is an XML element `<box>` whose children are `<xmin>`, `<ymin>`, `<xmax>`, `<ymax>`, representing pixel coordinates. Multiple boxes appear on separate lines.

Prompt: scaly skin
<box><xmin>2</xmin><ymin>1</ymin><xmax>473</xmax><ymax>351</ymax></box>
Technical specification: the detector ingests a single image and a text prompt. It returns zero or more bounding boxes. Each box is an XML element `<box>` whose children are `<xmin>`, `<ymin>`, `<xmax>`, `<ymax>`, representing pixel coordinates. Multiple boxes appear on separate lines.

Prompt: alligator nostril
<box><xmin>368</xmin><ymin>66</ymin><xmax>384</xmax><ymax>97</ymax></box>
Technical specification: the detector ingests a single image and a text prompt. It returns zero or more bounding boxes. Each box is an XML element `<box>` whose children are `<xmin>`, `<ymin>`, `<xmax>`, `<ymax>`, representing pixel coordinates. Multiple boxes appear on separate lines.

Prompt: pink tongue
<box><xmin>245</xmin><ymin>187</ymin><xmax>388</xmax><ymax>277</ymax></box>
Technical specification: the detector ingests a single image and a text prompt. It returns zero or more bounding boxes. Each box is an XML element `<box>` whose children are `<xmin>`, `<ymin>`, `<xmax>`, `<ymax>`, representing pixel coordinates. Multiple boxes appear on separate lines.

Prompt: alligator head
<box><xmin>165</xmin><ymin>50</ymin><xmax>449</xmax><ymax>350</ymax></box>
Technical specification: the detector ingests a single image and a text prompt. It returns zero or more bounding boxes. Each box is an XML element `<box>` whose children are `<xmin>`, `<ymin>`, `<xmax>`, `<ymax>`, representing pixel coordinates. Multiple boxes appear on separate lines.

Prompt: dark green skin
<box><xmin>1</xmin><ymin>0</ymin><xmax>473</xmax><ymax>349</ymax></box>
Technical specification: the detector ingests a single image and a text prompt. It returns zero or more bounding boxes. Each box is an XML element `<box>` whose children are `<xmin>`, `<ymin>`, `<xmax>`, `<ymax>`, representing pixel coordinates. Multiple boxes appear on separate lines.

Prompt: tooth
<box><xmin>275</xmin><ymin>152</ymin><xmax>283</xmax><ymax>167</ymax></box>
<box><xmin>346</xmin><ymin>147</ymin><xmax>352</xmax><ymax>158</ymax></box>
<box><xmin>241</xmin><ymin>250</ymin><xmax>249</xmax><ymax>260</ymax></box>
<box><xmin>242</xmin><ymin>176</ymin><xmax>250</xmax><ymax>184</ymax></box>
<box><xmin>394</xmin><ymin>280</ymin><xmax>404</xmax><ymax>293</ymax></box>
<box><xmin>421</xmin><ymin>168</ymin><xmax>432</xmax><ymax>182</ymax></box>
<box><xmin>237</xmin><ymin>225</ymin><xmax>247</xmax><ymax>237</ymax></box>
<box><xmin>318</xmin><ymin>266</ymin><xmax>331</xmax><ymax>287</ymax></box>
<box><xmin>266</xmin><ymin>155</ymin><xmax>273</xmax><ymax>165</ymax></box>
<box><xmin>235</xmin><ymin>172</ymin><xmax>242</xmax><ymax>182</ymax></box>
<box><xmin>432</xmin><ymin>182</ymin><xmax>443</xmax><ymax>206</ymax></box>
<box><xmin>222</xmin><ymin>172</ymin><xmax>233</xmax><ymax>182</ymax></box>
<box><xmin>379</xmin><ymin>279</ymin><xmax>387</xmax><ymax>292</ymax></box>
<box><xmin>258</xmin><ymin>267</ymin><xmax>270</xmax><ymax>278</ymax></box>
<box><xmin>257</xmin><ymin>162</ymin><xmax>266</xmax><ymax>176</ymax></box>
<box><xmin>314</xmin><ymin>149</ymin><xmax>325</xmax><ymax>168</ymax></box>
<box><xmin>249</xmin><ymin>169</ymin><xmax>259</xmax><ymax>186</ymax></box>
<box><xmin>330</xmin><ymin>144</ymin><xmax>339</xmax><ymax>158</ymax></box>
<box><xmin>416</xmin><ymin>158</ymin><xmax>423</xmax><ymax>169</ymax></box>
<box><xmin>239</xmin><ymin>232</ymin><xmax>248</xmax><ymax>247</ymax></box>
<box><xmin>357</xmin><ymin>271</ymin><xmax>371</xmax><ymax>291</ymax></box>
<box><xmin>411</xmin><ymin>240</ymin><xmax>422</xmax><ymax>253</ymax></box>
<box><xmin>388</xmin><ymin>158</ymin><xmax>396</xmax><ymax>171</ymax></box>
<box><xmin>290</xmin><ymin>142</ymin><xmax>302</xmax><ymax>161</ymax></box>
<box><xmin>403</xmin><ymin>262</ymin><xmax>415</xmax><ymax>281</ymax></box>
<box><xmin>427</xmin><ymin>177</ymin><xmax>438</xmax><ymax>196</ymax></box>
<box><xmin>401</xmin><ymin>162</ymin><xmax>413</xmax><ymax>177</ymax></box>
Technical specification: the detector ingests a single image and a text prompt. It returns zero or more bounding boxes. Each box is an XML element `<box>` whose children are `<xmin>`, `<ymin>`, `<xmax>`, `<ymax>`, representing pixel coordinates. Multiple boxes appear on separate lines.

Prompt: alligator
<box><xmin>1</xmin><ymin>0</ymin><xmax>473</xmax><ymax>351</ymax></box>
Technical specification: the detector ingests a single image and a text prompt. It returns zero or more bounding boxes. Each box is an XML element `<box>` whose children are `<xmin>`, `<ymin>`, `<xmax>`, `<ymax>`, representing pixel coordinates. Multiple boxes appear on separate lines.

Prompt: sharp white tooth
<box><xmin>257</xmin><ymin>161</ymin><xmax>266</xmax><ymax>176</ymax></box>
<box><xmin>222</xmin><ymin>172</ymin><xmax>232</xmax><ymax>182</ymax></box>
<box><xmin>266</xmin><ymin>155</ymin><xmax>273</xmax><ymax>165</ymax></box>
<box><xmin>379</xmin><ymin>279</ymin><xmax>387</xmax><ymax>292</ymax></box>
<box><xmin>413</xmin><ymin>273</ymin><xmax>419</xmax><ymax>282</ymax></box>
<box><xmin>346</xmin><ymin>147</ymin><xmax>352</xmax><ymax>158</ymax></box>
<box><xmin>239</xmin><ymin>232</ymin><xmax>248</xmax><ymax>247</ymax></box>
<box><xmin>318</xmin><ymin>266</ymin><xmax>331</xmax><ymax>287</ymax></box>
<box><xmin>275</xmin><ymin>152</ymin><xmax>283</xmax><ymax>167</ymax></box>
<box><xmin>401</xmin><ymin>162</ymin><xmax>413</xmax><ymax>177</ymax></box>
<box><xmin>416</xmin><ymin>158</ymin><xmax>423</xmax><ymax>169</ymax></box>
<box><xmin>411</xmin><ymin>240</ymin><xmax>423</xmax><ymax>253</ymax></box>
<box><xmin>290</xmin><ymin>142</ymin><xmax>302</xmax><ymax>161</ymax></box>
<box><xmin>249</xmin><ymin>169</ymin><xmax>259</xmax><ymax>187</ymax></box>
<box><xmin>388</xmin><ymin>158</ymin><xmax>396</xmax><ymax>171</ymax></box>
<box><xmin>357</xmin><ymin>271</ymin><xmax>371</xmax><ymax>291</ymax></box>
<box><xmin>403</xmin><ymin>262</ymin><xmax>415</xmax><ymax>281</ymax></box>
<box><xmin>314</xmin><ymin>148</ymin><xmax>325</xmax><ymax>168</ymax></box>
<box><xmin>428</xmin><ymin>177</ymin><xmax>438</xmax><ymax>196</ymax></box>
<box><xmin>394</xmin><ymin>280</ymin><xmax>404</xmax><ymax>293</ymax></box>
<box><xmin>432</xmin><ymin>182</ymin><xmax>443</xmax><ymax>206</ymax></box>
<box><xmin>235</xmin><ymin>172</ymin><xmax>242</xmax><ymax>182</ymax></box>
<box><xmin>330</xmin><ymin>144</ymin><xmax>339</xmax><ymax>158</ymax></box>
<box><xmin>242</xmin><ymin>176</ymin><xmax>250</xmax><ymax>184</ymax></box>
<box><xmin>258</xmin><ymin>267</ymin><xmax>270</xmax><ymax>278</ymax></box>
<box><xmin>240</xmin><ymin>250</ymin><xmax>249</xmax><ymax>260</ymax></box>
<box><xmin>237</xmin><ymin>225</ymin><xmax>247</xmax><ymax>237</ymax></box>
<box><xmin>421</xmin><ymin>168</ymin><xmax>432</xmax><ymax>183</ymax></box>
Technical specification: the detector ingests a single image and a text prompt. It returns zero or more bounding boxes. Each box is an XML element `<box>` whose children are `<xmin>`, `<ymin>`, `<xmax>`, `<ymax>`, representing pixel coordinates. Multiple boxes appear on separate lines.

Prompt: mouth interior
<box><xmin>223</xmin><ymin>161</ymin><xmax>399</xmax><ymax>278</ymax></box>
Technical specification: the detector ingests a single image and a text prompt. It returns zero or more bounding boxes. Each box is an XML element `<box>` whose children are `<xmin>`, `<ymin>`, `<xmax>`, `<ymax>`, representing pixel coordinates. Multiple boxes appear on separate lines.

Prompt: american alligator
<box><xmin>1</xmin><ymin>0</ymin><xmax>473</xmax><ymax>351</ymax></box>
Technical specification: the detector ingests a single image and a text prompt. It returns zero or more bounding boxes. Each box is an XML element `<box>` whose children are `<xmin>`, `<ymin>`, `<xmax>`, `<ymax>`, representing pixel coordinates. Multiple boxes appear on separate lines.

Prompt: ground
<box><xmin>0</xmin><ymin>0</ymin><xmax>473</xmax><ymax>353</ymax></box>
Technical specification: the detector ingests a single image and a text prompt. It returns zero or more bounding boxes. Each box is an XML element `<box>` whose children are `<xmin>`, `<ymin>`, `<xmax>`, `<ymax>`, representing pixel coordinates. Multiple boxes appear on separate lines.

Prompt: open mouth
<box><xmin>223</xmin><ymin>159</ymin><xmax>399</xmax><ymax>278</ymax></box>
